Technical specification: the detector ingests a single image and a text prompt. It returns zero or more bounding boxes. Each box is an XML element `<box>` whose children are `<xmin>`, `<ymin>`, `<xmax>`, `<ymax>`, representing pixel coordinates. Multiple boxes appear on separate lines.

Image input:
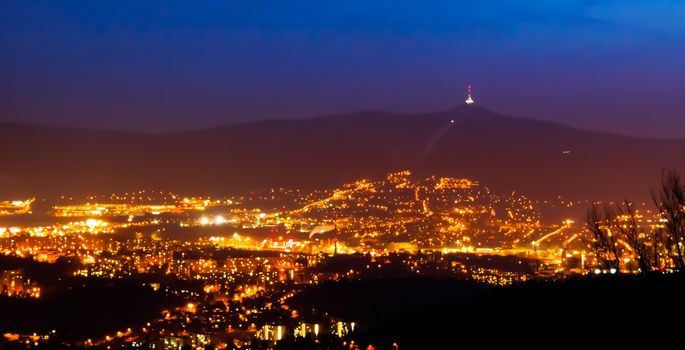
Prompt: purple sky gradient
<box><xmin>1</xmin><ymin>1</ymin><xmax>684</xmax><ymax>137</ymax></box>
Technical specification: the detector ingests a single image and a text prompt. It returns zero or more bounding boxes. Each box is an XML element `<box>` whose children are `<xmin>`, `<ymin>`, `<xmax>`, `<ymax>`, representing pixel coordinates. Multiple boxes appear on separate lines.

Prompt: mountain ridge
<box><xmin>1</xmin><ymin>105</ymin><xmax>683</xmax><ymax>200</ymax></box>
<box><xmin>4</xmin><ymin>105</ymin><xmax>676</xmax><ymax>141</ymax></box>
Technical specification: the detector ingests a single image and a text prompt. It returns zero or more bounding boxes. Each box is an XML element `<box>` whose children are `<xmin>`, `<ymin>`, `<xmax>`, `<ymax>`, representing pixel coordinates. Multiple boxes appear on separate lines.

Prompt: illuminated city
<box><xmin>3</xmin><ymin>1</ymin><xmax>685</xmax><ymax>349</ymax></box>
<box><xmin>1</xmin><ymin>169</ymin><xmax>683</xmax><ymax>348</ymax></box>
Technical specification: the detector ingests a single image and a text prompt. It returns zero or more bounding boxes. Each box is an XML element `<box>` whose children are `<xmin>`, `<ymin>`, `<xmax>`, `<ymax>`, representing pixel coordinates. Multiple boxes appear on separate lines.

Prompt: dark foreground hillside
<box><xmin>0</xmin><ymin>279</ymin><xmax>180</xmax><ymax>342</ymax></box>
<box><xmin>289</xmin><ymin>274</ymin><xmax>685</xmax><ymax>348</ymax></box>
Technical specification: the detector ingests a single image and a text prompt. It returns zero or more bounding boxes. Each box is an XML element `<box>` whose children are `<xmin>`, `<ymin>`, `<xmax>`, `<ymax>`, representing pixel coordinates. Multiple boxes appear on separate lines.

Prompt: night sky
<box><xmin>2</xmin><ymin>1</ymin><xmax>684</xmax><ymax>137</ymax></box>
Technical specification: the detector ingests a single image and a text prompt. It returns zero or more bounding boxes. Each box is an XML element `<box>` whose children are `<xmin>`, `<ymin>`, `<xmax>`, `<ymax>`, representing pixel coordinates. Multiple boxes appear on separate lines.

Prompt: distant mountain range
<box><xmin>2</xmin><ymin>105</ymin><xmax>683</xmax><ymax>201</ymax></box>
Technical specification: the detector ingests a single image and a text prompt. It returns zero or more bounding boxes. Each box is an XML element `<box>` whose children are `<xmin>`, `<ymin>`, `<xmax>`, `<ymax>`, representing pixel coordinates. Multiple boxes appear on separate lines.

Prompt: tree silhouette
<box><xmin>584</xmin><ymin>170</ymin><xmax>685</xmax><ymax>273</ymax></box>
<box><xmin>652</xmin><ymin>170</ymin><xmax>685</xmax><ymax>270</ymax></box>
<box><xmin>585</xmin><ymin>204</ymin><xmax>622</xmax><ymax>272</ymax></box>
<box><xmin>612</xmin><ymin>200</ymin><xmax>654</xmax><ymax>273</ymax></box>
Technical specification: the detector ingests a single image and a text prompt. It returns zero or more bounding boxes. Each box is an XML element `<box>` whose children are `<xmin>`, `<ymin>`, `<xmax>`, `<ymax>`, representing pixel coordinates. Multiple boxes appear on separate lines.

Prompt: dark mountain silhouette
<box><xmin>1</xmin><ymin>105</ymin><xmax>683</xmax><ymax>200</ymax></box>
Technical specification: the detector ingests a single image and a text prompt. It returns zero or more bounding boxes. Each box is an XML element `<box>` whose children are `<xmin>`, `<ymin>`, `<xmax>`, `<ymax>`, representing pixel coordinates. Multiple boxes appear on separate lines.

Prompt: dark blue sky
<box><xmin>2</xmin><ymin>1</ymin><xmax>684</xmax><ymax>137</ymax></box>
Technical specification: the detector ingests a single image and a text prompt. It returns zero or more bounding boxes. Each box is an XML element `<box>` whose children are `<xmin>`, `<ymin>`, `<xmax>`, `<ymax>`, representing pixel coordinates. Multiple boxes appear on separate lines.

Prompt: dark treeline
<box><xmin>0</xmin><ymin>255</ymin><xmax>79</xmax><ymax>287</ymax></box>
<box><xmin>0</xmin><ymin>278</ymin><xmax>180</xmax><ymax>341</ymax></box>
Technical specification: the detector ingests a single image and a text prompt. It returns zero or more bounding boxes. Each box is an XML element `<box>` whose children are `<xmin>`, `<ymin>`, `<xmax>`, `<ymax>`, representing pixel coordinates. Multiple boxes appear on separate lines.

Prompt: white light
<box><xmin>86</xmin><ymin>219</ymin><xmax>98</xmax><ymax>228</ymax></box>
<box><xmin>200</xmin><ymin>217</ymin><xmax>210</xmax><ymax>225</ymax></box>
<box><xmin>214</xmin><ymin>215</ymin><xmax>226</xmax><ymax>225</ymax></box>
<box><xmin>594</xmin><ymin>268</ymin><xmax>601</xmax><ymax>275</ymax></box>
<box><xmin>610</xmin><ymin>268</ymin><xmax>617</xmax><ymax>274</ymax></box>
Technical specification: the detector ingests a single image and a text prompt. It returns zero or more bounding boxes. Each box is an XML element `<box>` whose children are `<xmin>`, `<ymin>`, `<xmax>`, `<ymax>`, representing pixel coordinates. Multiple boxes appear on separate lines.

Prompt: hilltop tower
<box><xmin>465</xmin><ymin>84</ymin><xmax>475</xmax><ymax>105</ymax></box>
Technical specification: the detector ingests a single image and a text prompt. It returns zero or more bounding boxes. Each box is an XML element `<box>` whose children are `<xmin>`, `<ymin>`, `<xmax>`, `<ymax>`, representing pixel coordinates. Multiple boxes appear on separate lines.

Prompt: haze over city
<box><xmin>2</xmin><ymin>1</ymin><xmax>685</xmax><ymax>350</ymax></box>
